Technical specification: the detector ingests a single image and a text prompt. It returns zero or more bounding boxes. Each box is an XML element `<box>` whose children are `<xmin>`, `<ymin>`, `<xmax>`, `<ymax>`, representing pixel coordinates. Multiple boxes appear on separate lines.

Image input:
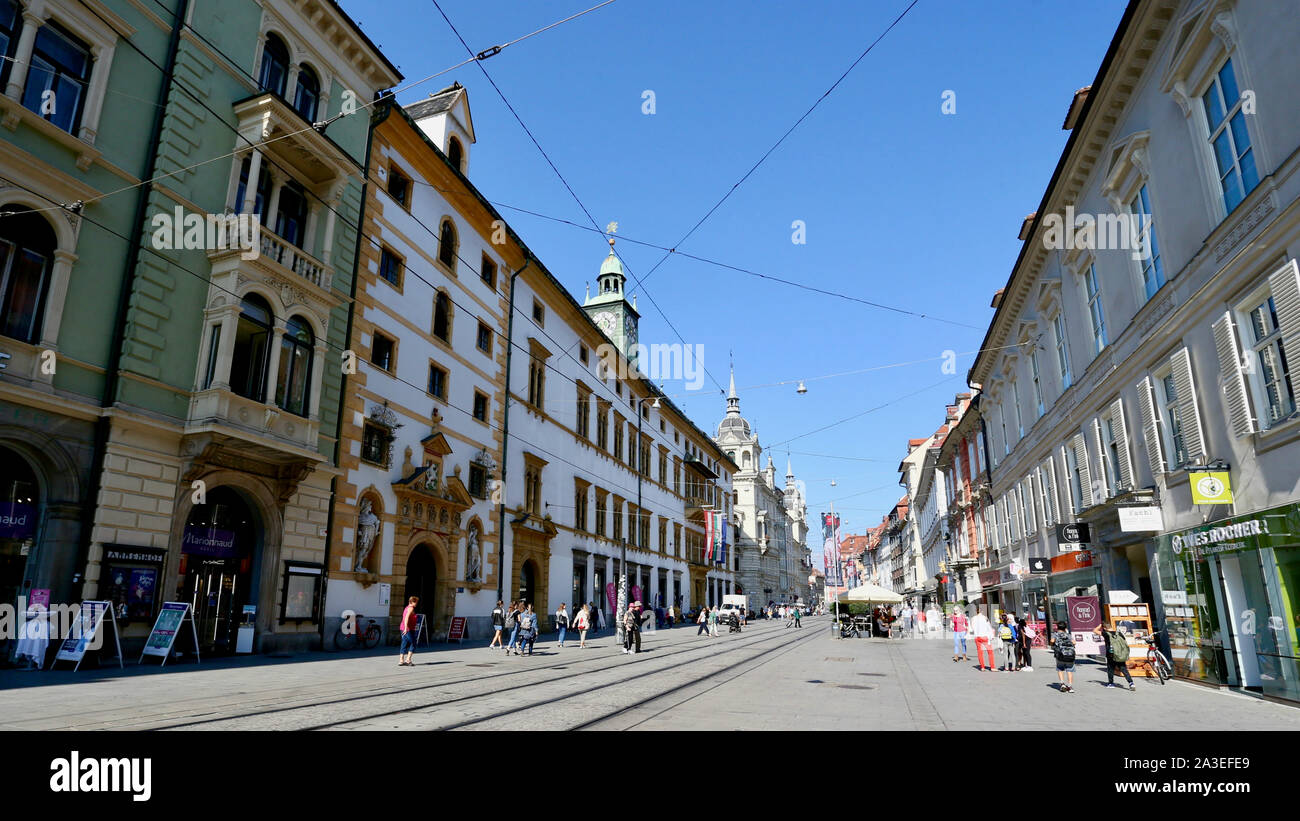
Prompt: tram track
<box><xmin>311</xmin><ymin>621</ymin><xmax>826</xmax><ymax>731</ymax></box>
<box><xmin>146</xmin><ymin>620</ymin><xmax>822</xmax><ymax>731</ymax></box>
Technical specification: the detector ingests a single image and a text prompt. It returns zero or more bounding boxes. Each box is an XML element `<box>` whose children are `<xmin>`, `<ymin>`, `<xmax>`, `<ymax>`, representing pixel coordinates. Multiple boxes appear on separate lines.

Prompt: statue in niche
<box><xmin>466</xmin><ymin>523</ymin><xmax>482</xmax><ymax>582</ymax></box>
<box><xmin>355</xmin><ymin>499</ymin><xmax>381</xmax><ymax>571</ymax></box>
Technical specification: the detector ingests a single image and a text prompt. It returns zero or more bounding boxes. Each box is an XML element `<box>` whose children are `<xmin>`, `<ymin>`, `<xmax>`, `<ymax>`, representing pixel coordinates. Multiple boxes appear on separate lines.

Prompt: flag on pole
<box><xmin>821</xmin><ymin>512</ymin><xmax>841</xmax><ymax>587</ymax></box>
<box><xmin>704</xmin><ymin>513</ymin><xmax>714</xmax><ymax>563</ymax></box>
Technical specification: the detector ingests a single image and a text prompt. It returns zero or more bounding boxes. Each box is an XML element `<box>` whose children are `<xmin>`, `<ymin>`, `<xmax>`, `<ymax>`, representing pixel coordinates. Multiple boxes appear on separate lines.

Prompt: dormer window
<box><xmin>258</xmin><ymin>34</ymin><xmax>290</xmax><ymax>97</ymax></box>
<box><xmin>294</xmin><ymin>64</ymin><xmax>320</xmax><ymax>122</ymax></box>
<box><xmin>448</xmin><ymin>136</ymin><xmax>464</xmax><ymax>173</ymax></box>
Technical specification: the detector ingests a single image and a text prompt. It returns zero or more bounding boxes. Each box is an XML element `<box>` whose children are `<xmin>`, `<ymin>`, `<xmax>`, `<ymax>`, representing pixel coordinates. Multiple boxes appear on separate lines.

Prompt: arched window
<box><xmin>447</xmin><ymin>137</ymin><xmax>464</xmax><ymax>172</ymax></box>
<box><xmin>275</xmin><ymin>315</ymin><xmax>313</xmax><ymax>416</ymax></box>
<box><xmin>230</xmin><ymin>295</ymin><xmax>273</xmax><ymax>401</ymax></box>
<box><xmin>274</xmin><ymin>180</ymin><xmax>308</xmax><ymax>248</ymax></box>
<box><xmin>742</xmin><ymin>451</ymin><xmax>751</xmax><ymax>468</ymax></box>
<box><xmin>293</xmin><ymin>64</ymin><xmax>319</xmax><ymax>122</ymax></box>
<box><xmin>433</xmin><ymin>292</ymin><xmax>451</xmax><ymax>342</ymax></box>
<box><xmin>0</xmin><ymin>205</ymin><xmax>57</xmax><ymax>344</ymax></box>
<box><xmin>258</xmin><ymin>33</ymin><xmax>290</xmax><ymax>97</ymax></box>
<box><xmin>235</xmin><ymin>156</ymin><xmax>272</xmax><ymax>220</ymax></box>
<box><xmin>437</xmin><ymin>219</ymin><xmax>457</xmax><ymax>269</ymax></box>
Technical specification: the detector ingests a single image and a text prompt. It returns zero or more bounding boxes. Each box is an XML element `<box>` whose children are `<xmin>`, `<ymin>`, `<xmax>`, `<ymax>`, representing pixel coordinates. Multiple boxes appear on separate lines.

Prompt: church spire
<box><xmin>726</xmin><ymin>365</ymin><xmax>740</xmax><ymax>417</ymax></box>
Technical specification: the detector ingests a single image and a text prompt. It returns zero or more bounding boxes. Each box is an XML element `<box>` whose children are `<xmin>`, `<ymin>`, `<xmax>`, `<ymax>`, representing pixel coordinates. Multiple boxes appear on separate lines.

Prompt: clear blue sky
<box><xmin>341</xmin><ymin>0</ymin><xmax>1128</xmax><ymax>537</ymax></box>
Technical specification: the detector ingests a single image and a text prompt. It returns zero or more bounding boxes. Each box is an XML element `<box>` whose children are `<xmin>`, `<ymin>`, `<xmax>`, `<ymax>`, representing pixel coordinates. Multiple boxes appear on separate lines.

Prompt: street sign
<box><xmin>1190</xmin><ymin>471</ymin><xmax>1233</xmax><ymax>505</ymax></box>
<box><xmin>1027</xmin><ymin>557</ymin><xmax>1050</xmax><ymax>574</ymax></box>
<box><xmin>1118</xmin><ymin>506</ymin><xmax>1164</xmax><ymax>532</ymax></box>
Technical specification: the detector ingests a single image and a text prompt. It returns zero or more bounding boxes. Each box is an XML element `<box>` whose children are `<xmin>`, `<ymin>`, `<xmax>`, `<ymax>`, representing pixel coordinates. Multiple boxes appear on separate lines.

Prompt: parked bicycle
<box><xmin>335</xmin><ymin>612</ymin><xmax>383</xmax><ymax>651</ymax></box>
<box><xmin>1143</xmin><ymin>628</ymin><xmax>1173</xmax><ymax>684</ymax></box>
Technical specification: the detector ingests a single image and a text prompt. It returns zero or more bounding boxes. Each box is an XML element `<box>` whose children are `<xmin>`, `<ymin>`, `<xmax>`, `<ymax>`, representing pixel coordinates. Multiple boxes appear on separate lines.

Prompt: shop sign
<box><xmin>181</xmin><ymin>526</ymin><xmax>237</xmax><ymax>558</ymax></box>
<box><xmin>0</xmin><ymin>501</ymin><xmax>36</xmax><ymax>539</ymax></box>
<box><xmin>1065</xmin><ymin>595</ymin><xmax>1105</xmax><ymax>656</ymax></box>
<box><xmin>448</xmin><ymin>616</ymin><xmax>467</xmax><ymax>642</ymax></box>
<box><xmin>1056</xmin><ymin>522</ymin><xmax>1090</xmax><ymax>552</ymax></box>
<box><xmin>1050</xmin><ymin>550</ymin><xmax>1093</xmax><ymax>573</ymax></box>
<box><xmin>978</xmin><ymin>569</ymin><xmax>1000</xmax><ymax>588</ymax></box>
<box><xmin>1027</xmin><ymin>557</ymin><xmax>1050</xmax><ymax>574</ymax></box>
<box><xmin>1190</xmin><ymin>471</ymin><xmax>1233</xmax><ymax>506</ymax></box>
<box><xmin>1118</xmin><ymin>506</ymin><xmax>1164</xmax><ymax>532</ymax></box>
<box><xmin>1160</xmin><ymin>590</ymin><xmax>1188</xmax><ymax>605</ymax></box>
<box><xmin>1171</xmin><ymin>517</ymin><xmax>1271</xmax><ymax>560</ymax></box>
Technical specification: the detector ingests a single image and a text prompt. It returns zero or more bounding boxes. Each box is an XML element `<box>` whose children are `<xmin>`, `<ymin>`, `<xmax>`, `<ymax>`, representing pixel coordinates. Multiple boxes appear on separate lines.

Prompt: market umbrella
<box><xmin>837</xmin><ymin>583</ymin><xmax>904</xmax><ymax>605</ymax></box>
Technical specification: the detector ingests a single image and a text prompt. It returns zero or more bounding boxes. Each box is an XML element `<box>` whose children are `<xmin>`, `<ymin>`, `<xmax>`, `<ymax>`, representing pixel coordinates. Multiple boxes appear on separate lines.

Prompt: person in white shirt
<box><xmin>969</xmin><ymin>608</ymin><xmax>997</xmax><ymax>671</ymax></box>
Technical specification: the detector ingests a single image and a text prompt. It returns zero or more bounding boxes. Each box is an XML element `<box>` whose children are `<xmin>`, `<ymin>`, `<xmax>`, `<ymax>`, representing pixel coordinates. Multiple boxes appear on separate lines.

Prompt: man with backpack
<box><xmin>1016</xmin><ymin>614</ymin><xmax>1035</xmax><ymax>672</ymax></box>
<box><xmin>1095</xmin><ymin>623</ymin><xmax>1136</xmax><ymax>690</ymax></box>
<box><xmin>1050</xmin><ymin>620</ymin><xmax>1076</xmax><ymax>693</ymax></box>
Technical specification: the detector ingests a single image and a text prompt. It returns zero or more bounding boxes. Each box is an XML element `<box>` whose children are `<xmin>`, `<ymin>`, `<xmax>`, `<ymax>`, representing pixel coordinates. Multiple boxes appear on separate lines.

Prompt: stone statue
<box><xmin>466</xmin><ymin>524</ymin><xmax>482</xmax><ymax>582</ymax></box>
<box><xmin>355</xmin><ymin>499</ymin><xmax>380</xmax><ymax>571</ymax></box>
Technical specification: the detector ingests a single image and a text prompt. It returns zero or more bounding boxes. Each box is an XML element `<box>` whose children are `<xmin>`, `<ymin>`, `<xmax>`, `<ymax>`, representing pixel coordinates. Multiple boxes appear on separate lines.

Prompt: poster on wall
<box><xmin>1065</xmin><ymin>595</ymin><xmax>1105</xmax><ymax>656</ymax></box>
<box><xmin>0</xmin><ymin>500</ymin><xmax>36</xmax><ymax>539</ymax></box>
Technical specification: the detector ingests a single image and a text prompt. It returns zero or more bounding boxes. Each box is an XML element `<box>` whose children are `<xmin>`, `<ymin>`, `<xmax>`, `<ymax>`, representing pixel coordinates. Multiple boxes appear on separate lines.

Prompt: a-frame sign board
<box><xmin>50</xmin><ymin>601</ymin><xmax>124</xmax><ymax>671</ymax></box>
<box><xmin>139</xmin><ymin>601</ymin><xmax>202</xmax><ymax>667</ymax></box>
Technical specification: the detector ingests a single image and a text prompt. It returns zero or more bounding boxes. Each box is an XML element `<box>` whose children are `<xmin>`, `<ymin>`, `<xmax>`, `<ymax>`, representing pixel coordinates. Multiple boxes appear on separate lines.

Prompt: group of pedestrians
<box><xmin>485</xmin><ymin>599</ymin><xmax>601</xmax><ymax>655</ymax></box>
<box><xmin>696</xmin><ymin>606</ymin><xmax>719</xmax><ymax>637</ymax></box>
<box><xmin>784</xmin><ymin>606</ymin><xmax>802</xmax><ymax>628</ymax></box>
<box><xmin>948</xmin><ymin>607</ymin><xmax>1139</xmax><ymax>694</ymax></box>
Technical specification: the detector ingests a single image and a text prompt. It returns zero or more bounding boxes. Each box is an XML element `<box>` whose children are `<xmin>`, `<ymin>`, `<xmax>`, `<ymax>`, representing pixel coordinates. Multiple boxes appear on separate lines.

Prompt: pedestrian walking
<box><xmin>1016</xmin><ymin>614</ymin><xmax>1034</xmax><ymax>671</ymax></box>
<box><xmin>970</xmin><ymin>608</ymin><xmax>996</xmax><ymax>671</ymax></box>
<box><xmin>1050</xmin><ymin>620</ymin><xmax>1076</xmax><ymax>693</ymax></box>
<box><xmin>996</xmin><ymin>613</ymin><xmax>1019</xmax><ymax>672</ymax></box>
<box><xmin>709</xmin><ymin>606</ymin><xmax>719</xmax><ymax>637</ymax></box>
<box><xmin>398</xmin><ymin>596</ymin><xmax>419</xmax><ymax>666</ymax></box>
<box><xmin>516</xmin><ymin>604</ymin><xmax>538</xmax><ymax>655</ymax></box>
<box><xmin>574</xmin><ymin>604</ymin><xmax>591</xmax><ymax>648</ymax></box>
<box><xmin>504</xmin><ymin>601</ymin><xmax>520</xmax><ymax>654</ymax></box>
<box><xmin>794</xmin><ymin>606</ymin><xmax>802</xmax><ymax>628</ymax></box>
<box><xmin>555</xmin><ymin>603</ymin><xmax>569</xmax><ymax>647</ymax></box>
<box><xmin>785</xmin><ymin>606</ymin><xmax>795</xmax><ymax>628</ymax></box>
<box><xmin>1094</xmin><ymin>623</ymin><xmax>1135</xmax><ymax>690</ymax></box>
<box><xmin>623</xmin><ymin>604</ymin><xmax>642</xmax><ymax>654</ymax></box>
<box><xmin>489</xmin><ymin>600</ymin><xmax>505</xmax><ymax>649</ymax></box>
<box><xmin>697</xmin><ymin>606</ymin><xmax>709</xmax><ymax>636</ymax></box>
<box><xmin>951</xmin><ymin>609</ymin><xmax>969</xmax><ymax>662</ymax></box>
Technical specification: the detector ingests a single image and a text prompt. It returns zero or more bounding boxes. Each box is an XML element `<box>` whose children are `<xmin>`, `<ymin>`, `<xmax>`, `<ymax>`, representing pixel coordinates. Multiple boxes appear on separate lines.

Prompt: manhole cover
<box><xmin>824</xmin><ymin>657</ymin><xmax>853</xmax><ymax>662</ymax></box>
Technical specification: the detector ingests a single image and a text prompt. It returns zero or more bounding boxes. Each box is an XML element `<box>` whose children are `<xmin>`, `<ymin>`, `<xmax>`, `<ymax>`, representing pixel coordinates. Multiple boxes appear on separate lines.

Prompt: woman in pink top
<box><xmin>399</xmin><ymin>596</ymin><xmax>419</xmax><ymax>666</ymax></box>
<box><xmin>951</xmin><ymin>609</ymin><xmax>969</xmax><ymax>662</ymax></box>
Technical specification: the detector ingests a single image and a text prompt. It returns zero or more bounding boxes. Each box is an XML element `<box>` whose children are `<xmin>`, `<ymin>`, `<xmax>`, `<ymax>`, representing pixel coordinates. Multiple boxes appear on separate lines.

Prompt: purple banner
<box><xmin>181</xmin><ymin>526</ymin><xmax>237</xmax><ymax>558</ymax></box>
<box><xmin>0</xmin><ymin>501</ymin><xmax>36</xmax><ymax>539</ymax></box>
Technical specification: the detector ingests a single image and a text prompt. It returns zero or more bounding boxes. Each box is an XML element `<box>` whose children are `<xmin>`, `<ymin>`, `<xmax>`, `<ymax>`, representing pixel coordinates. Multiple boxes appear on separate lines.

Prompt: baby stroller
<box><xmin>727</xmin><ymin>613</ymin><xmax>742</xmax><ymax>633</ymax></box>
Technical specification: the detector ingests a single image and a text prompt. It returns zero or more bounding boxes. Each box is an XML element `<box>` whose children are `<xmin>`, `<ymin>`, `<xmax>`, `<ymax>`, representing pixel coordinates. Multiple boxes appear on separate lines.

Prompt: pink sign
<box><xmin>28</xmin><ymin>589</ymin><xmax>50</xmax><ymax>609</ymax></box>
<box><xmin>606</xmin><ymin>583</ymin><xmax>616</xmax><ymax>614</ymax></box>
<box><xmin>631</xmin><ymin>585</ymin><xmax>642</xmax><ymax>604</ymax></box>
<box><xmin>1066</xmin><ymin>595</ymin><xmax>1105</xmax><ymax>656</ymax></box>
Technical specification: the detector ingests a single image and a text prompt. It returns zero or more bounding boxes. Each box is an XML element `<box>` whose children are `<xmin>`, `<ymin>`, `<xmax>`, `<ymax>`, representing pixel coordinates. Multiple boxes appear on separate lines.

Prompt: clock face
<box><xmin>594</xmin><ymin>310</ymin><xmax>616</xmax><ymax>336</ymax></box>
<box><xmin>624</xmin><ymin>314</ymin><xmax>637</xmax><ymax>346</ymax></box>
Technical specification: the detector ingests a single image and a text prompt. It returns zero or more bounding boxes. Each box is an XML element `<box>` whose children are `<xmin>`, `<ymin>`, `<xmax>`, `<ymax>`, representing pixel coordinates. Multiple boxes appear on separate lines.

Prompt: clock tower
<box><xmin>582</xmin><ymin>235</ymin><xmax>640</xmax><ymax>363</ymax></box>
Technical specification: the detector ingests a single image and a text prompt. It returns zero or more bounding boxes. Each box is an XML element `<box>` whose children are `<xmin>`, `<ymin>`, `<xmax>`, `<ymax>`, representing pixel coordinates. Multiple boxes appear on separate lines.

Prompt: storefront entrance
<box><xmin>1155</xmin><ymin>503</ymin><xmax>1300</xmax><ymax>703</ymax></box>
<box><xmin>177</xmin><ymin>487</ymin><xmax>258</xmax><ymax>655</ymax></box>
<box><xmin>518</xmin><ymin>559</ymin><xmax>536</xmax><ymax>607</ymax></box>
<box><xmin>1</xmin><ymin>446</ymin><xmax>39</xmax><ymax>661</ymax></box>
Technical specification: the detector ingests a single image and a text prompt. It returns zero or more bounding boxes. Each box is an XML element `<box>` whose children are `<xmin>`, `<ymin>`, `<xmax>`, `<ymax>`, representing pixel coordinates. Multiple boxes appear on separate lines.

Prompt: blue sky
<box><xmin>341</xmin><ymin>0</ymin><xmax>1128</xmax><ymax>536</ymax></box>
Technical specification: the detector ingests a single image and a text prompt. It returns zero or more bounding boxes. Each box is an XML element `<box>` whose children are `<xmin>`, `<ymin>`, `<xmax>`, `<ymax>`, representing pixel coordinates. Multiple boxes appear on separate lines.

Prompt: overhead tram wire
<box><xmin>765</xmin><ymin>375</ymin><xmax>963</xmax><ymax>449</ymax></box>
<box><xmin>57</xmin><ymin>0</ymin><xmax>665</xmax><ymax>417</ymax></box>
<box><xmin>0</xmin><ymin>173</ymin><xmax>661</xmax><ymax>507</ymax></box>
<box><xmin>634</xmin><ymin>0</ymin><xmax>922</xmax><ymax>288</ymax></box>
<box><xmin>428</xmin><ymin>0</ymin><xmax>728</xmax><ymax>397</ymax></box>
<box><xmin>5</xmin><ymin>0</ymin><xmax>616</xmax><ymax>221</ymax></box>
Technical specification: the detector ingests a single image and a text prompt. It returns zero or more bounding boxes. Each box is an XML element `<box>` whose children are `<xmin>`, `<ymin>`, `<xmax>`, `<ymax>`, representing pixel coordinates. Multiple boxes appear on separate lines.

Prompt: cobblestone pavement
<box><xmin>1</xmin><ymin>616</ymin><xmax>1296</xmax><ymax>730</ymax></box>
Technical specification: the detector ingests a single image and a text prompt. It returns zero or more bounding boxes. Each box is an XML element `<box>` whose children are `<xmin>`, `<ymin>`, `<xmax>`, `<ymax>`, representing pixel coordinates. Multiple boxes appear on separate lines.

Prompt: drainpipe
<box><xmin>496</xmin><ymin>257</ymin><xmax>533</xmax><ymax>604</ymax></box>
<box><xmin>74</xmin><ymin>0</ymin><xmax>189</xmax><ymax>600</ymax></box>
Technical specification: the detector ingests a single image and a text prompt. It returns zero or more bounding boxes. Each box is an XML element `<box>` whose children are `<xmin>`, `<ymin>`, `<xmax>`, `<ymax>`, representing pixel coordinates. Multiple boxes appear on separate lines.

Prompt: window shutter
<box><xmin>1268</xmin><ymin>259</ymin><xmax>1300</xmax><ymax>368</ymax></box>
<box><xmin>1091</xmin><ymin>418</ymin><xmax>1108</xmax><ymax>501</ymax></box>
<box><xmin>1109</xmin><ymin>398</ymin><xmax>1134</xmax><ymax>489</ymax></box>
<box><xmin>1045</xmin><ymin>456</ymin><xmax>1060</xmax><ymax>523</ymax></box>
<box><xmin>1137</xmin><ymin>376</ymin><xmax>1165</xmax><ymax>477</ymax></box>
<box><xmin>1212</xmin><ymin>312</ymin><xmax>1256</xmax><ymax>438</ymax></box>
<box><xmin>1170</xmin><ymin>347</ymin><xmax>1207</xmax><ymax>463</ymax></box>
<box><xmin>1072</xmin><ymin>433</ymin><xmax>1093</xmax><ymax>509</ymax></box>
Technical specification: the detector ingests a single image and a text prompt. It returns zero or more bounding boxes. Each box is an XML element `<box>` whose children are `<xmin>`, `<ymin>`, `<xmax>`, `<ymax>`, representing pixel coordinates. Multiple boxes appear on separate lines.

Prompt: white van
<box><xmin>716</xmin><ymin>594</ymin><xmax>748</xmax><ymax>624</ymax></box>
